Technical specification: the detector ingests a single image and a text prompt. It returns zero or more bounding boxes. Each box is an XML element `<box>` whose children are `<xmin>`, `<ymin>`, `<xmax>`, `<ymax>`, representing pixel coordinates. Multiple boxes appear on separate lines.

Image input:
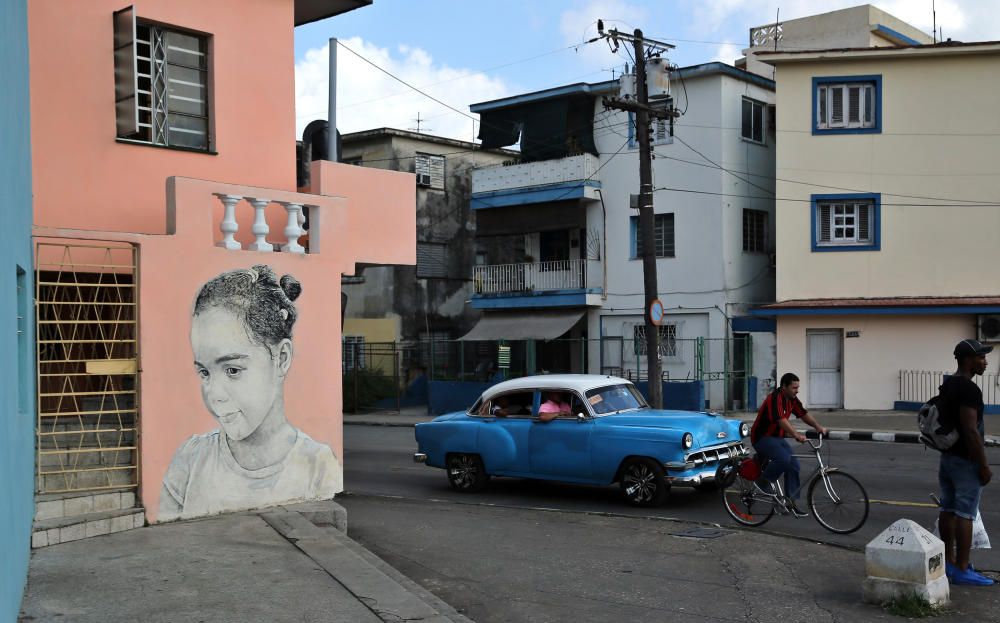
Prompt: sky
<box><xmin>293</xmin><ymin>0</ymin><xmax>999</xmax><ymax>143</ymax></box>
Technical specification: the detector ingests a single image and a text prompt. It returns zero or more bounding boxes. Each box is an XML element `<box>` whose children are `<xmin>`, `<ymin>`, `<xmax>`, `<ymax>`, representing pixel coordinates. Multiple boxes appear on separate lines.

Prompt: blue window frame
<box><xmin>812</xmin><ymin>75</ymin><xmax>882</xmax><ymax>135</ymax></box>
<box><xmin>810</xmin><ymin>193</ymin><xmax>881</xmax><ymax>252</ymax></box>
<box><xmin>629</xmin><ymin>213</ymin><xmax>675</xmax><ymax>258</ymax></box>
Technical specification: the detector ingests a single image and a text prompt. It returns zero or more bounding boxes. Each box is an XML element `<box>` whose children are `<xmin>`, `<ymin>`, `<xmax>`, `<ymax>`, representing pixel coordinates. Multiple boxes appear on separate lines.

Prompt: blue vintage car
<box><xmin>414</xmin><ymin>374</ymin><xmax>750</xmax><ymax>506</ymax></box>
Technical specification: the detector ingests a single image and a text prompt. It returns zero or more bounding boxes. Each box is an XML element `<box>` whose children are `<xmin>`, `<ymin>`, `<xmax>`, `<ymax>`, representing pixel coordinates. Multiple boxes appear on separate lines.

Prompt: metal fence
<box><xmin>342</xmin><ymin>335</ymin><xmax>756</xmax><ymax>413</ymax></box>
<box><xmin>900</xmin><ymin>370</ymin><xmax>1000</xmax><ymax>405</ymax></box>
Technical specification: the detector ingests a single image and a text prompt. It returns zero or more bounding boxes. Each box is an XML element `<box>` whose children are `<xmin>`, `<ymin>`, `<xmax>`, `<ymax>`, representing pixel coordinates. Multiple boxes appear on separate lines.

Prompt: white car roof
<box><xmin>481</xmin><ymin>374</ymin><xmax>633</xmax><ymax>400</ymax></box>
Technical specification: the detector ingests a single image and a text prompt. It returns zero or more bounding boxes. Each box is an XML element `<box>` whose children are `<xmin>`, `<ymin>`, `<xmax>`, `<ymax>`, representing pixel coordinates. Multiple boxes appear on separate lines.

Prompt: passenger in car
<box><xmin>538</xmin><ymin>391</ymin><xmax>572</xmax><ymax>422</ymax></box>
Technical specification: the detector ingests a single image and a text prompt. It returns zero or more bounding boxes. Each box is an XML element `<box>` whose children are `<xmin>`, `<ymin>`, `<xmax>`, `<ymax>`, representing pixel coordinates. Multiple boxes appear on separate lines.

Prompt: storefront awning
<box><xmin>459</xmin><ymin>310</ymin><xmax>585</xmax><ymax>341</ymax></box>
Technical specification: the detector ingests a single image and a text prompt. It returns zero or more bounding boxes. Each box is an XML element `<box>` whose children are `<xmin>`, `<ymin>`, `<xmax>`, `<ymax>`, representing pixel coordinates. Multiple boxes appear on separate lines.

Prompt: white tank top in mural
<box><xmin>159</xmin><ymin>429</ymin><xmax>342</xmax><ymax>521</ymax></box>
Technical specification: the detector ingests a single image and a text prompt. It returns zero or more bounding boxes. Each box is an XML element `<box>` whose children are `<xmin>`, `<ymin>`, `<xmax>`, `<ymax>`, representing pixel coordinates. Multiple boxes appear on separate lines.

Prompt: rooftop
<box><xmin>759</xmin><ymin>40</ymin><xmax>1000</xmax><ymax>64</ymax></box>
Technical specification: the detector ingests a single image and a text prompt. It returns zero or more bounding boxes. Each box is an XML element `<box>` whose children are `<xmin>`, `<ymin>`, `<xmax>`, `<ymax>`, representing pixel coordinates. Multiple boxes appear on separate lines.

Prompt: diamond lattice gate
<box><xmin>35</xmin><ymin>242</ymin><xmax>140</xmax><ymax>494</ymax></box>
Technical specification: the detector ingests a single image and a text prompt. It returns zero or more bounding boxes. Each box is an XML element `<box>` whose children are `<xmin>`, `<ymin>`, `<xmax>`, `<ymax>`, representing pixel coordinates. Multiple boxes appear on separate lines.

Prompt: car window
<box><xmin>483</xmin><ymin>390</ymin><xmax>534</xmax><ymax>417</ymax></box>
<box><xmin>584</xmin><ymin>384</ymin><xmax>648</xmax><ymax>415</ymax></box>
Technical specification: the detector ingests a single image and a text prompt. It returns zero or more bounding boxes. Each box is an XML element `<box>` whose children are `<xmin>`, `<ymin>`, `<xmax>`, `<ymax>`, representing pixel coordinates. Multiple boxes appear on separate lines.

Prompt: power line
<box><xmin>651</xmin><ymin>185</ymin><xmax>1000</xmax><ymax>207</ymax></box>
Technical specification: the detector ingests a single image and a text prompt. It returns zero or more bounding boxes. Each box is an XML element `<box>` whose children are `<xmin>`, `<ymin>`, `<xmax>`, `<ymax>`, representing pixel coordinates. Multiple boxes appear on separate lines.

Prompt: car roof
<box><xmin>481</xmin><ymin>374</ymin><xmax>633</xmax><ymax>400</ymax></box>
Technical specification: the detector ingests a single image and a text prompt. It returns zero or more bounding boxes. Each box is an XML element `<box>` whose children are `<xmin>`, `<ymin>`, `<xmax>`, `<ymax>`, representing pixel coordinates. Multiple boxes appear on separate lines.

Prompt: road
<box><xmin>342</xmin><ymin>425</ymin><xmax>1000</xmax><ymax>566</ymax></box>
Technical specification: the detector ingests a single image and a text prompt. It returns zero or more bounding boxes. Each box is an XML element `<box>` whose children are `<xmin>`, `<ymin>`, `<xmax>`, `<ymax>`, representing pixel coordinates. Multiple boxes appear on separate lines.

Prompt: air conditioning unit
<box><xmin>416</xmin><ymin>173</ymin><xmax>432</xmax><ymax>187</ymax></box>
<box><xmin>978</xmin><ymin>314</ymin><xmax>1000</xmax><ymax>343</ymax></box>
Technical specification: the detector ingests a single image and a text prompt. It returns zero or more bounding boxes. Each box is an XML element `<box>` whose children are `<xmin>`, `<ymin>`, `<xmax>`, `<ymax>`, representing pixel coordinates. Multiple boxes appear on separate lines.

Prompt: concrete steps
<box><xmin>33</xmin><ymin>488</ymin><xmax>144</xmax><ymax>548</ymax></box>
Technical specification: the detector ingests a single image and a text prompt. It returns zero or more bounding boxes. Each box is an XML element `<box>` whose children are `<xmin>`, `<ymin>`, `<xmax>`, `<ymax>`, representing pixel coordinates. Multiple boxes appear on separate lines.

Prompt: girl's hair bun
<box><xmin>279</xmin><ymin>274</ymin><xmax>302</xmax><ymax>302</ymax></box>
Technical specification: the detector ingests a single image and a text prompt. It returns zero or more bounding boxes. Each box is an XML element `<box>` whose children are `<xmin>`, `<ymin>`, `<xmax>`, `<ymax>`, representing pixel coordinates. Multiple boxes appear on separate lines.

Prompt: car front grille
<box><xmin>684</xmin><ymin>442</ymin><xmax>748</xmax><ymax>467</ymax></box>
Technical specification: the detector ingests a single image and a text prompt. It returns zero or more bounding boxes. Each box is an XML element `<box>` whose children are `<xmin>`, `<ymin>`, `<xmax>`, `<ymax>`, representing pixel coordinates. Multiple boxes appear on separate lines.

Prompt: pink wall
<box><xmin>35</xmin><ymin>163</ymin><xmax>416</xmax><ymax>522</ymax></box>
<box><xmin>29</xmin><ymin>0</ymin><xmax>297</xmax><ymax>235</ymax></box>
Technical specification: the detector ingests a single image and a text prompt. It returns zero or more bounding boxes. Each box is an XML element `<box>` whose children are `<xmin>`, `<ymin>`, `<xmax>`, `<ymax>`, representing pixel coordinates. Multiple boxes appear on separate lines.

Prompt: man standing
<box><xmin>750</xmin><ymin>372</ymin><xmax>827</xmax><ymax>517</ymax></box>
<box><xmin>939</xmin><ymin>339</ymin><xmax>993</xmax><ymax>586</ymax></box>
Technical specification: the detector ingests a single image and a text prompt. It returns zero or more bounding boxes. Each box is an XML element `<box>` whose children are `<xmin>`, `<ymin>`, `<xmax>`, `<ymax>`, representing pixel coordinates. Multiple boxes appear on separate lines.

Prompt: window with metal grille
<box><xmin>114</xmin><ymin>6</ymin><xmax>210</xmax><ymax>151</ymax></box>
<box><xmin>416</xmin><ymin>241</ymin><xmax>448</xmax><ymax>278</ymax></box>
<box><xmin>812</xmin><ymin>194</ymin><xmax>881</xmax><ymax>251</ymax></box>
<box><xmin>741</xmin><ymin>97</ymin><xmax>765</xmax><ymax>144</ymax></box>
<box><xmin>631</xmin><ymin>213</ymin><xmax>675</xmax><ymax>258</ymax></box>
<box><xmin>419</xmin><ymin>331</ymin><xmax>450</xmax><ymax>371</ymax></box>
<box><xmin>415</xmin><ymin>153</ymin><xmax>445</xmax><ymax>189</ymax></box>
<box><xmin>743</xmin><ymin>209</ymin><xmax>768</xmax><ymax>253</ymax></box>
<box><xmin>627</xmin><ymin>106</ymin><xmax>673</xmax><ymax>149</ymax></box>
<box><xmin>814</xmin><ymin>76</ymin><xmax>880</xmax><ymax>133</ymax></box>
<box><xmin>342</xmin><ymin>335</ymin><xmax>365</xmax><ymax>372</ymax></box>
<box><xmin>633</xmin><ymin>324</ymin><xmax>678</xmax><ymax>357</ymax></box>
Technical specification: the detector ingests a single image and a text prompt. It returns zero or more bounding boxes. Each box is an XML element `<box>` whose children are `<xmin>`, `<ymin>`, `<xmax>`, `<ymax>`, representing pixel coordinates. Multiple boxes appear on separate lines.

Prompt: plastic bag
<box><xmin>933</xmin><ymin>511</ymin><xmax>991</xmax><ymax>549</ymax></box>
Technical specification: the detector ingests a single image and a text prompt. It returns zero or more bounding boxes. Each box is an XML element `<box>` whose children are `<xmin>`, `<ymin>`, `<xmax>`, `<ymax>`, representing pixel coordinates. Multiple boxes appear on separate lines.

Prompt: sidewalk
<box><xmin>345</xmin><ymin>407</ymin><xmax>1000</xmax><ymax>445</ymax></box>
<box><xmin>19</xmin><ymin>501</ymin><xmax>471</xmax><ymax>623</ymax></box>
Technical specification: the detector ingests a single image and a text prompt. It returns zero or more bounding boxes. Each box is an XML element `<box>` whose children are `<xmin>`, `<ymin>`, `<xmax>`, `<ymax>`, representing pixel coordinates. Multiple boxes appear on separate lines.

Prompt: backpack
<box><xmin>917</xmin><ymin>395</ymin><xmax>959</xmax><ymax>452</ymax></box>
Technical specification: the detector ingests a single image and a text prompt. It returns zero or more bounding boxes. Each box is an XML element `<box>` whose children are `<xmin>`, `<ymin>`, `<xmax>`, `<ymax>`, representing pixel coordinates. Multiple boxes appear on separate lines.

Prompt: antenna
<box><xmin>774</xmin><ymin>8</ymin><xmax>780</xmax><ymax>52</ymax></box>
<box><xmin>409</xmin><ymin>112</ymin><xmax>431</xmax><ymax>134</ymax></box>
<box><xmin>933</xmin><ymin>0</ymin><xmax>937</xmax><ymax>44</ymax></box>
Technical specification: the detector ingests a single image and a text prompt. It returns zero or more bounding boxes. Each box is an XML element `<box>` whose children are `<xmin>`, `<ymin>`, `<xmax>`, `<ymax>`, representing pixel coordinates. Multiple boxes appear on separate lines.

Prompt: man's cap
<box><xmin>954</xmin><ymin>338</ymin><xmax>994</xmax><ymax>359</ymax></box>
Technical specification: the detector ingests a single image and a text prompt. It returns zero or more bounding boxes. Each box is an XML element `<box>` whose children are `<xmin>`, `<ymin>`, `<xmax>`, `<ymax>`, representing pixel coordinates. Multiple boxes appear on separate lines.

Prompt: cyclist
<box><xmin>750</xmin><ymin>372</ymin><xmax>828</xmax><ymax>517</ymax></box>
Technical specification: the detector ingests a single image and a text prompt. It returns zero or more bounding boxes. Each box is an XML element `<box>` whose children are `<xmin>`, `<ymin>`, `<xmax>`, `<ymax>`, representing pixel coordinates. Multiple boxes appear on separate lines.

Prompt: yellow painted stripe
<box><xmin>870</xmin><ymin>499</ymin><xmax>939</xmax><ymax>509</ymax></box>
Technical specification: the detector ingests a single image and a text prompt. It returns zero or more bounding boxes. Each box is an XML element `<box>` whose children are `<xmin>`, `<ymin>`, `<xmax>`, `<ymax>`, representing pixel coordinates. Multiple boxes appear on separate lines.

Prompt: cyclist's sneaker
<box><xmin>951</xmin><ymin>565</ymin><xmax>994</xmax><ymax>586</ymax></box>
<box><xmin>787</xmin><ymin>500</ymin><xmax>810</xmax><ymax>518</ymax></box>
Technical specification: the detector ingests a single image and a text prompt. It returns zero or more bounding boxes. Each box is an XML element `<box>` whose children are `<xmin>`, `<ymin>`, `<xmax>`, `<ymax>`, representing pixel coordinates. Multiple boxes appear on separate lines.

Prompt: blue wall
<box><xmin>0</xmin><ymin>0</ymin><xmax>36</xmax><ymax>619</ymax></box>
<box><xmin>429</xmin><ymin>381</ymin><xmax>495</xmax><ymax>415</ymax></box>
<box><xmin>633</xmin><ymin>381</ymin><xmax>706</xmax><ymax>412</ymax></box>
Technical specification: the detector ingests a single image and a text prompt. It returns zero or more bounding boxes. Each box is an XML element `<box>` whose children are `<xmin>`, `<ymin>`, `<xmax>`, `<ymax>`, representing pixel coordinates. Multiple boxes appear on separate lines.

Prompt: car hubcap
<box><xmin>449</xmin><ymin>456</ymin><xmax>477</xmax><ymax>488</ymax></box>
<box><xmin>624</xmin><ymin>464</ymin><xmax>656</xmax><ymax>502</ymax></box>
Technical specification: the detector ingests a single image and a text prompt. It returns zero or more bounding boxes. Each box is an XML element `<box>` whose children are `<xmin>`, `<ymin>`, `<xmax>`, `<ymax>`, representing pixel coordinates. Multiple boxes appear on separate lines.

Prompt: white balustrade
<box><xmin>474</xmin><ymin>259</ymin><xmax>599</xmax><ymax>295</ymax></box>
<box><xmin>211</xmin><ymin>194</ymin><xmax>313</xmax><ymax>254</ymax></box>
<box><xmin>279</xmin><ymin>202</ymin><xmax>305</xmax><ymax>254</ymax></box>
<box><xmin>246</xmin><ymin>197</ymin><xmax>273</xmax><ymax>252</ymax></box>
<box><xmin>215</xmin><ymin>194</ymin><xmax>242</xmax><ymax>250</ymax></box>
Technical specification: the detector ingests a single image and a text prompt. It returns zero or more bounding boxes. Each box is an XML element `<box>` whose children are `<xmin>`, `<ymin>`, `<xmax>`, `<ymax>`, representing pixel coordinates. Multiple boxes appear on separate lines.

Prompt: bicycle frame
<box><xmin>760</xmin><ymin>437</ymin><xmax>842</xmax><ymax>509</ymax></box>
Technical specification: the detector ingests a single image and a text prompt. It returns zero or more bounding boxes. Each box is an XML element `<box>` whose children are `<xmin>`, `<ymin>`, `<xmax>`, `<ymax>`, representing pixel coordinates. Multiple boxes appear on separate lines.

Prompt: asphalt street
<box><xmin>343</xmin><ymin>426</ymin><xmax>1000</xmax><ymax>569</ymax></box>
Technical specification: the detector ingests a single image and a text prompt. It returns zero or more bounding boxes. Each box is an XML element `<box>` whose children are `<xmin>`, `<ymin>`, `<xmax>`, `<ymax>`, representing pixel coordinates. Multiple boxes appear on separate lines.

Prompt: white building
<box><xmin>467</xmin><ymin>63</ymin><xmax>778</xmax><ymax>410</ymax></box>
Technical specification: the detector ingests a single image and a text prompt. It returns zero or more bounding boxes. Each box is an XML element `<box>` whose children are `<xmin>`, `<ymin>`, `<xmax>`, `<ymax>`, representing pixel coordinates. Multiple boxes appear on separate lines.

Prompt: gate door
<box><xmin>35</xmin><ymin>242</ymin><xmax>140</xmax><ymax>494</ymax></box>
<box><xmin>807</xmin><ymin>329</ymin><xmax>843</xmax><ymax>408</ymax></box>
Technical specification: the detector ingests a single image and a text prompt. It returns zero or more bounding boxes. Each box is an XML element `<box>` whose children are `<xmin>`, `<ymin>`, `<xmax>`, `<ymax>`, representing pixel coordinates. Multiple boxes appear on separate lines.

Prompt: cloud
<box><xmin>558</xmin><ymin>0</ymin><xmax>650</xmax><ymax>70</ymax></box>
<box><xmin>712</xmin><ymin>41</ymin><xmax>742</xmax><ymax>64</ymax></box>
<box><xmin>295</xmin><ymin>37</ymin><xmax>511</xmax><ymax>142</ymax></box>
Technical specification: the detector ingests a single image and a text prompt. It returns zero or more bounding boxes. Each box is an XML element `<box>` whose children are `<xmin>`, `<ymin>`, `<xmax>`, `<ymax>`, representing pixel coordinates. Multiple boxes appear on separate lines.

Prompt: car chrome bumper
<box><xmin>664</xmin><ymin>442</ymin><xmax>748</xmax><ymax>486</ymax></box>
<box><xmin>413</xmin><ymin>453</ymin><xmax>427</xmax><ymax>463</ymax></box>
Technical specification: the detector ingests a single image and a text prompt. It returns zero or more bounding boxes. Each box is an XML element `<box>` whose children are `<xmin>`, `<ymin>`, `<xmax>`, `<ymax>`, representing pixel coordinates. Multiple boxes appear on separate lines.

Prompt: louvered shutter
<box><xmin>830</xmin><ymin>87</ymin><xmax>844</xmax><ymax>126</ymax></box>
<box><xmin>655</xmin><ymin>119</ymin><xmax>669</xmax><ymax>142</ymax></box>
<box><xmin>416</xmin><ymin>242</ymin><xmax>448</xmax><ymax>278</ymax></box>
<box><xmin>858</xmin><ymin>203</ymin><xmax>871</xmax><ymax>242</ymax></box>
<box><xmin>819</xmin><ymin>204</ymin><xmax>831</xmax><ymax>242</ymax></box>
<box><xmin>113</xmin><ymin>6</ymin><xmax>139</xmax><ymax>137</ymax></box>
<box><xmin>848</xmin><ymin>86</ymin><xmax>861</xmax><ymax>124</ymax></box>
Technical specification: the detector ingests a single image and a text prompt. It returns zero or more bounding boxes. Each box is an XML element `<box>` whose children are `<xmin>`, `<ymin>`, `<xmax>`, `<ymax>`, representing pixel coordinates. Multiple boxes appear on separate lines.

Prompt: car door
<box><xmin>475</xmin><ymin>390</ymin><xmax>534</xmax><ymax>475</ymax></box>
<box><xmin>529</xmin><ymin>391</ymin><xmax>595</xmax><ymax>481</ymax></box>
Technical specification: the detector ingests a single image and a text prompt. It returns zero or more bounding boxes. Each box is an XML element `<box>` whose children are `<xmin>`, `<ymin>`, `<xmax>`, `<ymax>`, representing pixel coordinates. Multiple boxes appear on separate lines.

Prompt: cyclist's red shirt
<box><xmin>750</xmin><ymin>389</ymin><xmax>808</xmax><ymax>445</ymax></box>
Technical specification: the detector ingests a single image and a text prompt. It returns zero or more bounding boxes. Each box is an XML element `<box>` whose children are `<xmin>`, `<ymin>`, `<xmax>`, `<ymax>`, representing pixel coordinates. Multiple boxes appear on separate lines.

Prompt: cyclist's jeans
<box><xmin>753</xmin><ymin>436</ymin><xmax>801</xmax><ymax>500</ymax></box>
<box><xmin>939</xmin><ymin>452</ymin><xmax>983</xmax><ymax>521</ymax></box>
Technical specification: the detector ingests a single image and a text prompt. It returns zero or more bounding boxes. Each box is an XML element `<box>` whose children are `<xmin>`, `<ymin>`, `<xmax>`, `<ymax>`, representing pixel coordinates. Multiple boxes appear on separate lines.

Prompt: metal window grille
<box><xmin>742</xmin><ymin>209</ymin><xmax>768</xmax><ymax>253</ymax></box>
<box><xmin>633</xmin><ymin>324</ymin><xmax>678</xmax><ymax>357</ymax></box>
<box><xmin>415</xmin><ymin>153</ymin><xmax>445</xmax><ymax>189</ymax></box>
<box><xmin>342</xmin><ymin>335</ymin><xmax>365</xmax><ymax>372</ymax></box>
<box><xmin>416</xmin><ymin>242</ymin><xmax>448</xmax><ymax>278</ymax></box>
<box><xmin>633</xmin><ymin>213</ymin><xmax>675</xmax><ymax>258</ymax></box>
<box><xmin>816</xmin><ymin>201</ymin><xmax>874</xmax><ymax>245</ymax></box>
<box><xmin>115</xmin><ymin>12</ymin><xmax>210</xmax><ymax>150</ymax></box>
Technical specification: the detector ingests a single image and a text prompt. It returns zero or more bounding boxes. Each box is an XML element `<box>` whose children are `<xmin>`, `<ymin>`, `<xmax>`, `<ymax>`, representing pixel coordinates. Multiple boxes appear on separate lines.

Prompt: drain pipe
<box><xmin>596</xmin><ymin>188</ymin><xmax>608</xmax><ymax>300</ymax></box>
<box><xmin>327</xmin><ymin>37</ymin><xmax>338</xmax><ymax>162</ymax></box>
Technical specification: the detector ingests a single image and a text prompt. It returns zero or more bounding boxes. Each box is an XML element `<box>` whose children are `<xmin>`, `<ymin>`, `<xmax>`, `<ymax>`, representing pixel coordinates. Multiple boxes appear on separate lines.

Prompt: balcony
<box><xmin>471</xmin><ymin>259</ymin><xmax>603</xmax><ymax>309</ymax></box>
<box><xmin>471</xmin><ymin>153</ymin><xmax>602</xmax><ymax>209</ymax></box>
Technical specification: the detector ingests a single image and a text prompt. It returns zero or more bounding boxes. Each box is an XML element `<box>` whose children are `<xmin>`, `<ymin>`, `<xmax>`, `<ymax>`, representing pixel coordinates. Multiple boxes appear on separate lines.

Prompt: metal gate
<box><xmin>35</xmin><ymin>242</ymin><xmax>140</xmax><ymax>494</ymax></box>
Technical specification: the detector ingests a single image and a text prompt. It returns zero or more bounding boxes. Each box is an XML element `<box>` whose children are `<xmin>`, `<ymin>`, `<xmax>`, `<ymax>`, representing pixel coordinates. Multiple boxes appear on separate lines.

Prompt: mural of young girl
<box><xmin>159</xmin><ymin>264</ymin><xmax>342</xmax><ymax>521</ymax></box>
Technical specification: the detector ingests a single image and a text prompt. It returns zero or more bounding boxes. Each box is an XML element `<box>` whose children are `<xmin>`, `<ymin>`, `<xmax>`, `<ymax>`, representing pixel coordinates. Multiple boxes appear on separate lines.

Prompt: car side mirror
<box><xmin>577</xmin><ymin>412</ymin><xmax>587</xmax><ymax>422</ymax></box>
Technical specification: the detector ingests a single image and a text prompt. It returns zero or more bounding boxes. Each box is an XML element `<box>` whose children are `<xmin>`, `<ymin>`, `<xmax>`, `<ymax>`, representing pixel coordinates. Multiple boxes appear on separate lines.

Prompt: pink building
<box><xmin>28</xmin><ymin>0</ymin><xmax>414</xmax><ymax>544</ymax></box>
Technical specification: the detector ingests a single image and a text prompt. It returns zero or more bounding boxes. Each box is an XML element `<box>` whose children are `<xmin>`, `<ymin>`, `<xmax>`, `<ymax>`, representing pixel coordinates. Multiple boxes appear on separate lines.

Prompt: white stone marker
<box><xmin>863</xmin><ymin>519</ymin><xmax>949</xmax><ymax>606</ymax></box>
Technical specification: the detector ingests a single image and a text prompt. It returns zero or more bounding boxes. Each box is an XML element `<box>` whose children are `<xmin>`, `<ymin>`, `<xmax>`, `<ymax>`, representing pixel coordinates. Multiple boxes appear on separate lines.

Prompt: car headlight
<box><xmin>740</xmin><ymin>422</ymin><xmax>751</xmax><ymax>438</ymax></box>
<box><xmin>682</xmin><ymin>432</ymin><xmax>694</xmax><ymax>449</ymax></box>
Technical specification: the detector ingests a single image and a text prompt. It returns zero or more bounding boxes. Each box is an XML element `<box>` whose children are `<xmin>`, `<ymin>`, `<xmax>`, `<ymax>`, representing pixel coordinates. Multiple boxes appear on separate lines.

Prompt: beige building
<box><xmin>758</xmin><ymin>41</ymin><xmax>1000</xmax><ymax>410</ymax></box>
<box><xmin>740</xmin><ymin>4</ymin><xmax>932</xmax><ymax>78</ymax></box>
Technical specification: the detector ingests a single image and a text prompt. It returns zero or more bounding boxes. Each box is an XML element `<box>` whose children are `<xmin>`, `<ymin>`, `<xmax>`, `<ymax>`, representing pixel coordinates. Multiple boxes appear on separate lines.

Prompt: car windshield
<box><xmin>584</xmin><ymin>384</ymin><xmax>649</xmax><ymax>415</ymax></box>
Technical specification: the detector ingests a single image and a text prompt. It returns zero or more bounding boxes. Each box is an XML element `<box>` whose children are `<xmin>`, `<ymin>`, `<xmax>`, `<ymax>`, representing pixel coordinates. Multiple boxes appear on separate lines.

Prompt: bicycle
<box><xmin>720</xmin><ymin>436</ymin><xmax>870</xmax><ymax>534</ymax></box>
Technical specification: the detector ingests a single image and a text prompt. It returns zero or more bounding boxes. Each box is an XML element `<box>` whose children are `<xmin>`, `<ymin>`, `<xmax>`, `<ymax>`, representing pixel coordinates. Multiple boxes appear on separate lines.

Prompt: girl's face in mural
<box><xmin>191</xmin><ymin>306</ymin><xmax>292</xmax><ymax>441</ymax></box>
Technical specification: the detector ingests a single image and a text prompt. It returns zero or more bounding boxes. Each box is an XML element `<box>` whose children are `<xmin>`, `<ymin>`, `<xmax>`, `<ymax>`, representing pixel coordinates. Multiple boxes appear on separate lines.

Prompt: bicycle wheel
<box><xmin>808</xmin><ymin>470</ymin><xmax>869</xmax><ymax>534</ymax></box>
<box><xmin>722</xmin><ymin>475</ymin><xmax>775</xmax><ymax>527</ymax></box>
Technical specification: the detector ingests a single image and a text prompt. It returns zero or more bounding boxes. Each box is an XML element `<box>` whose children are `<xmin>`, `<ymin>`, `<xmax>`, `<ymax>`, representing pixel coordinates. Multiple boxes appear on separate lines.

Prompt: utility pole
<box><xmin>598</xmin><ymin>23</ymin><xmax>677</xmax><ymax>408</ymax></box>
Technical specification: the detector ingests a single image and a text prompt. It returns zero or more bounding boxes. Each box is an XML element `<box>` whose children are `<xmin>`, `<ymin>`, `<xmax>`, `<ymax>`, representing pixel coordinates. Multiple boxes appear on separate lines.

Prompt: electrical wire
<box><xmin>652</xmin><ymin>185</ymin><xmax>1000</xmax><ymax>207</ymax></box>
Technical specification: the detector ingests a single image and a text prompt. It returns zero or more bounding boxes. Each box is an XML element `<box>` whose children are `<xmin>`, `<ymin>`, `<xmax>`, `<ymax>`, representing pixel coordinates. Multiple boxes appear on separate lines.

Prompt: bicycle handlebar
<box><xmin>805</xmin><ymin>434</ymin><xmax>824</xmax><ymax>450</ymax></box>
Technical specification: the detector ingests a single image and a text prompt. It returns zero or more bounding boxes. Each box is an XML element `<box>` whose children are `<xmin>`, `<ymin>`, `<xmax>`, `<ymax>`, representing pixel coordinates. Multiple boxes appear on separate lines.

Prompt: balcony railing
<box><xmin>474</xmin><ymin>259</ymin><xmax>600</xmax><ymax>295</ymax></box>
<box><xmin>472</xmin><ymin>153</ymin><xmax>601</xmax><ymax>195</ymax></box>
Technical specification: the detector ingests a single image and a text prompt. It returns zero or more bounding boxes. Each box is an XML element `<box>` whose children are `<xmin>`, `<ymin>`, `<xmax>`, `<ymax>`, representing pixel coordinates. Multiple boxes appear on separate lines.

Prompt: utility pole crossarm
<box><xmin>601</xmin><ymin>96</ymin><xmax>676</xmax><ymax>119</ymax></box>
